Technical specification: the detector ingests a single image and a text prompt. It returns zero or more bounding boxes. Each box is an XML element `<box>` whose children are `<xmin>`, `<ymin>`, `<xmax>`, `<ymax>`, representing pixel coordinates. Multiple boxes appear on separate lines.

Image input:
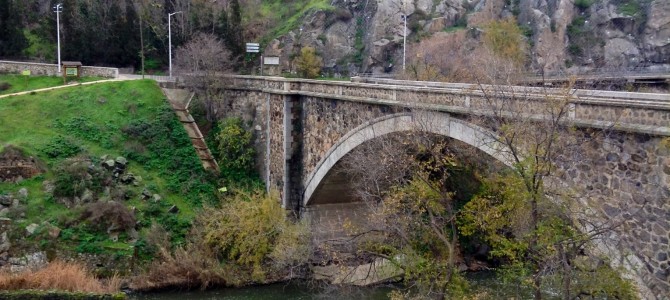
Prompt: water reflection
<box><xmin>129</xmin><ymin>282</ymin><xmax>395</xmax><ymax>300</ymax></box>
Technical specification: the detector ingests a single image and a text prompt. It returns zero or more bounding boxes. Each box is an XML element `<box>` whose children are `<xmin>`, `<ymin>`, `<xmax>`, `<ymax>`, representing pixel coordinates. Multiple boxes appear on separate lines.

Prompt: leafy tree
<box><xmin>294</xmin><ymin>46</ymin><xmax>322</xmax><ymax>78</ymax></box>
<box><xmin>215</xmin><ymin>117</ymin><xmax>255</xmax><ymax>178</ymax></box>
<box><xmin>0</xmin><ymin>0</ymin><xmax>27</xmax><ymax>58</ymax></box>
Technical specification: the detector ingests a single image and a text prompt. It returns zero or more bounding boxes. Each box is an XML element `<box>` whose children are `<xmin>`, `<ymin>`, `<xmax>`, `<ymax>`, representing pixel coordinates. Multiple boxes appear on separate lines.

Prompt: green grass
<box><xmin>443</xmin><ymin>25</ymin><xmax>467</xmax><ymax>33</ymax></box>
<box><xmin>618</xmin><ymin>1</ymin><xmax>642</xmax><ymax>17</ymax></box>
<box><xmin>0</xmin><ymin>74</ymin><xmax>104</xmax><ymax>95</ymax></box>
<box><xmin>0</xmin><ymin>80</ymin><xmax>215</xmax><ymax>261</ymax></box>
<box><xmin>257</xmin><ymin>0</ymin><xmax>334</xmax><ymax>45</ymax></box>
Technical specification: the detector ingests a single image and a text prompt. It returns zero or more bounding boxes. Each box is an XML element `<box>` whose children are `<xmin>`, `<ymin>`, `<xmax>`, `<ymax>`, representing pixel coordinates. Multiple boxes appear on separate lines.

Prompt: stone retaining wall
<box><xmin>0</xmin><ymin>61</ymin><xmax>118</xmax><ymax>78</ymax></box>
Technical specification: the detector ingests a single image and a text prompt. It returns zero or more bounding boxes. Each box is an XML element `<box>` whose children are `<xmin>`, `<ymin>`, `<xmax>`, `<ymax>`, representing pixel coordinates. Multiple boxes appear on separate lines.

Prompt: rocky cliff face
<box><xmin>265</xmin><ymin>0</ymin><xmax>669</xmax><ymax>75</ymax></box>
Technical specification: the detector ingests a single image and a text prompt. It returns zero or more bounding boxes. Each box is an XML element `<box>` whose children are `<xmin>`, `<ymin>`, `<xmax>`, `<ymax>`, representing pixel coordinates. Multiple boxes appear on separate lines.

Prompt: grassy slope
<box><xmin>0</xmin><ymin>75</ymin><xmax>104</xmax><ymax>95</ymax></box>
<box><xmin>254</xmin><ymin>0</ymin><xmax>333</xmax><ymax>44</ymax></box>
<box><xmin>0</xmin><ymin>80</ymin><xmax>213</xmax><ymax>263</ymax></box>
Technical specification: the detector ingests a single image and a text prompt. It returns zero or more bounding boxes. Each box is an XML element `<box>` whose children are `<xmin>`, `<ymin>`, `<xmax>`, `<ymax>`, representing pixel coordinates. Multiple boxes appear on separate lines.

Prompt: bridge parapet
<box><xmin>224</xmin><ymin>76</ymin><xmax>669</xmax><ymax>136</ymax></box>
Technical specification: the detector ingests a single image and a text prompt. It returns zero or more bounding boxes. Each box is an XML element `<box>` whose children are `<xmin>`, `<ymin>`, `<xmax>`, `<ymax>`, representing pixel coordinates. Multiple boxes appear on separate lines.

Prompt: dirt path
<box><xmin>161</xmin><ymin>88</ymin><xmax>220</xmax><ymax>173</ymax></box>
<box><xmin>0</xmin><ymin>79</ymin><xmax>134</xmax><ymax>99</ymax></box>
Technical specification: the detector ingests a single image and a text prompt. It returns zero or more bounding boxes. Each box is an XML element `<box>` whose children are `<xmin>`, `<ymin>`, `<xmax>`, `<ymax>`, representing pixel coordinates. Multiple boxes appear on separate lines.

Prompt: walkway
<box><xmin>0</xmin><ymin>78</ymin><xmax>134</xmax><ymax>99</ymax></box>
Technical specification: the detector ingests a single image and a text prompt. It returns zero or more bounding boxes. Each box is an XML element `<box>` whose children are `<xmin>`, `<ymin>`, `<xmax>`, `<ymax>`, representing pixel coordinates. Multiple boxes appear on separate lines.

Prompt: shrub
<box><xmin>200</xmin><ymin>191</ymin><xmax>310</xmax><ymax>280</ymax></box>
<box><xmin>483</xmin><ymin>18</ymin><xmax>527</xmax><ymax>67</ymax></box>
<box><xmin>41</xmin><ymin>135</ymin><xmax>83</xmax><ymax>159</ymax></box>
<box><xmin>0</xmin><ymin>82</ymin><xmax>11</xmax><ymax>91</ymax></box>
<box><xmin>216</xmin><ymin>117</ymin><xmax>256</xmax><ymax>177</ymax></box>
<box><xmin>294</xmin><ymin>46</ymin><xmax>323</xmax><ymax>79</ymax></box>
<box><xmin>574</xmin><ymin>0</ymin><xmax>594</xmax><ymax>9</ymax></box>
<box><xmin>52</xmin><ymin>157</ymin><xmax>110</xmax><ymax>199</ymax></box>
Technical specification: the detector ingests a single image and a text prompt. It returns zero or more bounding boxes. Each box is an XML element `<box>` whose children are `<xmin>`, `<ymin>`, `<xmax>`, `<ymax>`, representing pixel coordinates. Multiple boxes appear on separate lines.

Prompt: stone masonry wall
<box><xmin>300</xmin><ymin>96</ymin><xmax>405</xmax><ymax>186</ymax></box>
<box><xmin>559</xmin><ymin>132</ymin><xmax>669</xmax><ymax>298</ymax></box>
<box><xmin>0</xmin><ymin>61</ymin><xmax>118</xmax><ymax>78</ymax></box>
<box><xmin>219</xmin><ymin>89</ymin><xmax>270</xmax><ymax>186</ymax></box>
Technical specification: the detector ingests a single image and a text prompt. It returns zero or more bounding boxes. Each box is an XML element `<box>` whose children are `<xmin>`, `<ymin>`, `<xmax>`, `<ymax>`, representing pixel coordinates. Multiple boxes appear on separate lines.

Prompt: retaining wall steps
<box><xmin>161</xmin><ymin>88</ymin><xmax>219</xmax><ymax>173</ymax></box>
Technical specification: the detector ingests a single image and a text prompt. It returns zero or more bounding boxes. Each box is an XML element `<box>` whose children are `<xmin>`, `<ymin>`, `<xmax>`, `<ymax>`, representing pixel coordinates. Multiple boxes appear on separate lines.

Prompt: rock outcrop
<box><xmin>267</xmin><ymin>0</ymin><xmax>669</xmax><ymax>74</ymax></box>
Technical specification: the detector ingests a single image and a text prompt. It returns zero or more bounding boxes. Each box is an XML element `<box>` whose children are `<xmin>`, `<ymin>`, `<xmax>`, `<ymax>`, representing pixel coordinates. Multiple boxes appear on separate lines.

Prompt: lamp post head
<box><xmin>169</xmin><ymin>11</ymin><xmax>183</xmax><ymax>17</ymax></box>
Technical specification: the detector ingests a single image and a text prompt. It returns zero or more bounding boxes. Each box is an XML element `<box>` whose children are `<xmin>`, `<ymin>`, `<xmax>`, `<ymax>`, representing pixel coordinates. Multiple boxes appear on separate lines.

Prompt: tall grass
<box><xmin>0</xmin><ymin>261</ymin><xmax>121</xmax><ymax>293</ymax></box>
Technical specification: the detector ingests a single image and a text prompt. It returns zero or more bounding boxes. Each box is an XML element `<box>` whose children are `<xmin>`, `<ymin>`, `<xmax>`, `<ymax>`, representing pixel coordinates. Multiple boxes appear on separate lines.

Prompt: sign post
<box><xmin>22</xmin><ymin>70</ymin><xmax>30</xmax><ymax>89</ymax></box>
<box><xmin>246</xmin><ymin>43</ymin><xmax>261</xmax><ymax>75</ymax></box>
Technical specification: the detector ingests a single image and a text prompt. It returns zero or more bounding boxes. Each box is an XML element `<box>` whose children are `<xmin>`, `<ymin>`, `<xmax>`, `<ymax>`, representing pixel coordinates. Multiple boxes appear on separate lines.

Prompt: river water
<box><xmin>129</xmin><ymin>282</ymin><xmax>394</xmax><ymax>300</ymax></box>
<box><xmin>129</xmin><ymin>272</ymin><xmax>534</xmax><ymax>300</ymax></box>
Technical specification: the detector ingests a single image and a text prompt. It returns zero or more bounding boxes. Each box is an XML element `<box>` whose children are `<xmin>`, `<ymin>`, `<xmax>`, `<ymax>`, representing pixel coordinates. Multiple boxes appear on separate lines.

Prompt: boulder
<box><xmin>43</xmin><ymin>180</ymin><xmax>55</xmax><ymax>194</ymax></box>
<box><xmin>168</xmin><ymin>205</ymin><xmax>179</xmax><ymax>214</ymax></box>
<box><xmin>81</xmin><ymin>189</ymin><xmax>94</xmax><ymax>203</ymax></box>
<box><xmin>48</xmin><ymin>226</ymin><xmax>61</xmax><ymax>239</ymax></box>
<box><xmin>115</xmin><ymin>156</ymin><xmax>128</xmax><ymax>168</ymax></box>
<box><xmin>103</xmin><ymin>159</ymin><xmax>116</xmax><ymax>170</ymax></box>
<box><xmin>313</xmin><ymin>257</ymin><xmax>403</xmax><ymax>286</ymax></box>
<box><xmin>153</xmin><ymin>194</ymin><xmax>162</xmax><ymax>202</ymax></box>
<box><xmin>120</xmin><ymin>173</ymin><xmax>135</xmax><ymax>185</ymax></box>
<box><xmin>604</xmin><ymin>38</ymin><xmax>641</xmax><ymax>67</ymax></box>
<box><xmin>25</xmin><ymin>223</ymin><xmax>39</xmax><ymax>235</ymax></box>
<box><xmin>18</xmin><ymin>188</ymin><xmax>28</xmax><ymax>200</ymax></box>
<box><xmin>0</xmin><ymin>232</ymin><xmax>10</xmax><ymax>252</ymax></box>
<box><xmin>141</xmin><ymin>189</ymin><xmax>152</xmax><ymax>200</ymax></box>
<box><xmin>0</xmin><ymin>194</ymin><xmax>12</xmax><ymax>206</ymax></box>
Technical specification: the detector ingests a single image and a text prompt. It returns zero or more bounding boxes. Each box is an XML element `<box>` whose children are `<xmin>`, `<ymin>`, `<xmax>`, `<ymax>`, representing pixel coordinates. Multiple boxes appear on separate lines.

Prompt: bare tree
<box><xmin>174</xmin><ymin>32</ymin><xmax>233</xmax><ymax>122</ymax></box>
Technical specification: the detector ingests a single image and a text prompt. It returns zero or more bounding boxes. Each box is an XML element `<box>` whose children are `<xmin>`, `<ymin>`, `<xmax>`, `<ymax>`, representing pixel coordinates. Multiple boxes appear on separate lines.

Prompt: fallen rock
<box><xmin>141</xmin><ymin>189</ymin><xmax>152</xmax><ymax>200</ymax></box>
<box><xmin>0</xmin><ymin>232</ymin><xmax>10</xmax><ymax>252</ymax></box>
<box><xmin>81</xmin><ymin>189</ymin><xmax>94</xmax><ymax>203</ymax></box>
<box><xmin>48</xmin><ymin>226</ymin><xmax>61</xmax><ymax>239</ymax></box>
<box><xmin>43</xmin><ymin>180</ymin><xmax>55</xmax><ymax>194</ymax></box>
<box><xmin>168</xmin><ymin>205</ymin><xmax>179</xmax><ymax>214</ymax></box>
<box><xmin>120</xmin><ymin>173</ymin><xmax>135</xmax><ymax>185</ymax></box>
<box><xmin>9</xmin><ymin>252</ymin><xmax>47</xmax><ymax>273</ymax></box>
<box><xmin>115</xmin><ymin>156</ymin><xmax>128</xmax><ymax>168</ymax></box>
<box><xmin>153</xmin><ymin>194</ymin><xmax>162</xmax><ymax>202</ymax></box>
<box><xmin>18</xmin><ymin>188</ymin><xmax>28</xmax><ymax>200</ymax></box>
<box><xmin>103</xmin><ymin>159</ymin><xmax>116</xmax><ymax>170</ymax></box>
<box><xmin>0</xmin><ymin>194</ymin><xmax>13</xmax><ymax>206</ymax></box>
<box><xmin>25</xmin><ymin>223</ymin><xmax>39</xmax><ymax>235</ymax></box>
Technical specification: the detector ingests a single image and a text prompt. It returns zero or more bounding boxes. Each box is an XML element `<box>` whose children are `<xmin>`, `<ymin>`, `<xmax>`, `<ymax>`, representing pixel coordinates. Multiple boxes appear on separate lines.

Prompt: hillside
<box><xmin>265</xmin><ymin>0</ymin><xmax>670</xmax><ymax>75</ymax></box>
<box><xmin>0</xmin><ymin>80</ymin><xmax>215</xmax><ymax>274</ymax></box>
<box><xmin>3</xmin><ymin>0</ymin><xmax>668</xmax><ymax>77</ymax></box>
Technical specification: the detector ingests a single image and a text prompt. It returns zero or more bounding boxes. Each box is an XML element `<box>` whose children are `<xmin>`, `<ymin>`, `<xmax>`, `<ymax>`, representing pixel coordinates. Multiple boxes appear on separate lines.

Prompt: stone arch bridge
<box><xmin>207</xmin><ymin>75</ymin><xmax>669</xmax><ymax>298</ymax></box>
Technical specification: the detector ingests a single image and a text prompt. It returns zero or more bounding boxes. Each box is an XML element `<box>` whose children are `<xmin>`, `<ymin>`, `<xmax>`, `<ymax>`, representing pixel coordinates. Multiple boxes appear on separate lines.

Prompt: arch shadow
<box><xmin>303</xmin><ymin>112</ymin><xmax>513</xmax><ymax>207</ymax></box>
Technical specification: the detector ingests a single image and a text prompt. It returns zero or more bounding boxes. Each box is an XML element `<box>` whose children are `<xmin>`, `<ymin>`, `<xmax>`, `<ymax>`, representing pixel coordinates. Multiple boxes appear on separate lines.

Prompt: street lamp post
<box><xmin>402</xmin><ymin>13</ymin><xmax>407</xmax><ymax>71</ymax></box>
<box><xmin>53</xmin><ymin>3</ymin><xmax>63</xmax><ymax>74</ymax></box>
<box><xmin>168</xmin><ymin>11</ymin><xmax>182</xmax><ymax>79</ymax></box>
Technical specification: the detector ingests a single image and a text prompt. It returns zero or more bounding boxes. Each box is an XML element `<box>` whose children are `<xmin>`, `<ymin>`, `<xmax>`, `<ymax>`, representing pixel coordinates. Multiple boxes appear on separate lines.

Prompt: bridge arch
<box><xmin>303</xmin><ymin>112</ymin><xmax>513</xmax><ymax>207</ymax></box>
